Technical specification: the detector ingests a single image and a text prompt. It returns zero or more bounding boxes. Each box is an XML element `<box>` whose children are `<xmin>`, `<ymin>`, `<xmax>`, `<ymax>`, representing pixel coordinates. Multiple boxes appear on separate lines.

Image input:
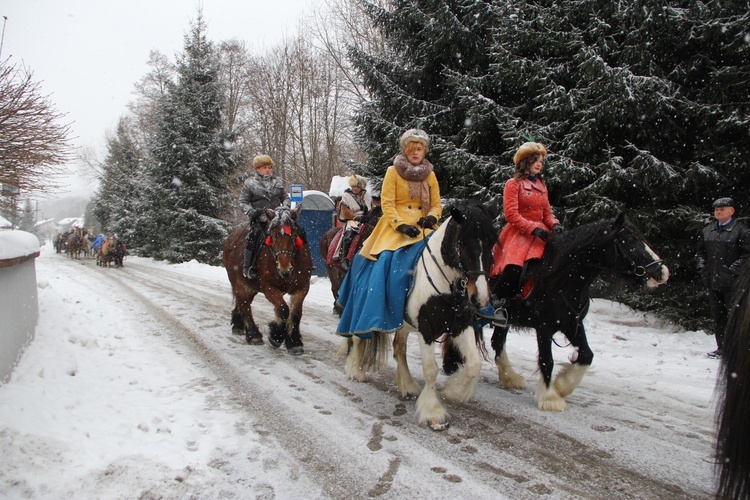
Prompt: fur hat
<box><xmin>513</xmin><ymin>142</ymin><xmax>547</xmax><ymax>166</ymax></box>
<box><xmin>252</xmin><ymin>155</ymin><xmax>274</xmax><ymax>169</ymax></box>
<box><xmin>348</xmin><ymin>174</ymin><xmax>367</xmax><ymax>189</ymax></box>
<box><xmin>399</xmin><ymin>128</ymin><xmax>430</xmax><ymax>153</ymax></box>
<box><xmin>712</xmin><ymin>197</ymin><xmax>735</xmax><ymax>209</ymax></box>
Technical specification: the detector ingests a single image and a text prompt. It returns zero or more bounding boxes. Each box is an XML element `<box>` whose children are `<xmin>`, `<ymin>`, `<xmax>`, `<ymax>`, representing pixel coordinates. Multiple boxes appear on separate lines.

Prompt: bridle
<box><xmin>264</xmin><ymin>224</ymin><xmax>304</xmax><ymax>262</ymax></box>
<box><xmin>420</xmin><ymin>225</ymin><xmax>488</xmax><ymax>318</ymax></box>
<box><xmin>612</xmin><ymin>236</ymin><xmax>664</xmax><ymax>279</ymax></box>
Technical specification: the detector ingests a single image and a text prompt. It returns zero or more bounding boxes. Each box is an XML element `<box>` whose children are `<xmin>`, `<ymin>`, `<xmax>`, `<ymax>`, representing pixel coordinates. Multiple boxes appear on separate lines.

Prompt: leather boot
<box><xmin>243</xmin><ymin>247</ymin><xmax>258</xmax><ymax>279</ymax></box>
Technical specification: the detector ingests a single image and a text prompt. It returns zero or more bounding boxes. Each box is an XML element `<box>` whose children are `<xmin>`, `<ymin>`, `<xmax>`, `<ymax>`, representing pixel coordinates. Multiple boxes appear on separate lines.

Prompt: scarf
<box><xmin>394</xmin><ymin>154</ymin><xmax>433</xmax><ymax>215</ymax></box>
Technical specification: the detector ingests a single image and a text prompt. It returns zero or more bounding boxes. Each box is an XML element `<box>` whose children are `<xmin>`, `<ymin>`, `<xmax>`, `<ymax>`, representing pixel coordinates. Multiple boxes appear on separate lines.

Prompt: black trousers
<box><xmin>708</xmin><ymin>288</ymin><xmax>735</xmax><ymax>350</ymax></box>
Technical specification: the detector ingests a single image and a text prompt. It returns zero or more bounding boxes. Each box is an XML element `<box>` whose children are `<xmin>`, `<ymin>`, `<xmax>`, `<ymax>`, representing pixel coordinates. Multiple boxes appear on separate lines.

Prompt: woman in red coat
<box><xmin>491</xmin><ymin>142</ymin><xmax>562</xmax><ymax>311</ymax></box>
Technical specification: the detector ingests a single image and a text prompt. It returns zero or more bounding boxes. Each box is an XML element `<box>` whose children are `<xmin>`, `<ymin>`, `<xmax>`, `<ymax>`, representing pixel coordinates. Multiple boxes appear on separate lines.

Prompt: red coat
<box><xmin>491</xmin><ymin>176</ymin><xmax>559</xmax><ymax>277</ymax></box>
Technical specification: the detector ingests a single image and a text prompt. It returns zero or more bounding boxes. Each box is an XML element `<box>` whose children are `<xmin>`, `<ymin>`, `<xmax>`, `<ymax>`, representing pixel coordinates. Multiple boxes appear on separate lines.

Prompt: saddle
<box><xmin>326</xmin><ymin>229</ymin><xmax>344</xmax><ymax>266</ymax></box>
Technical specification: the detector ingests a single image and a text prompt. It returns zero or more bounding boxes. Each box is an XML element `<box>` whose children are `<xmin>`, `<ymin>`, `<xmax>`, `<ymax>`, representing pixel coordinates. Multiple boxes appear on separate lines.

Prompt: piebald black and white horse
<box><xmin>451</xmin><ymin>213</ymin><xmax>669</xmax><ymax>411</ymax></box>
<box><xmin>343</xmin><ymin>200</ymin><xmax>499</xmax><ymax>430</ymax></box>
<box><xmin>715</xmin><ymin>258</ymin><xmax>750</xmax><ymax>499</ymax></box>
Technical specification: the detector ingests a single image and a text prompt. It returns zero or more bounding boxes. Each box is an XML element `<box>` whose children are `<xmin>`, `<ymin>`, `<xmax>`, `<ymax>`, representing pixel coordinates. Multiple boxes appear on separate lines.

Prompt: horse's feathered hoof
<box><xmin>427</xmin><ymin>419</ymin><xmax>450</xmax><ymax>432</ymax></box>
<box><xmin>246</xmin><ymin>336</ymin><xmax>264</xmax><ymax>346</ymax></box>
<box><xmin>287</xmin><ymin>346</ymin><xmax>304</xmax><ymax>356</ymax></box>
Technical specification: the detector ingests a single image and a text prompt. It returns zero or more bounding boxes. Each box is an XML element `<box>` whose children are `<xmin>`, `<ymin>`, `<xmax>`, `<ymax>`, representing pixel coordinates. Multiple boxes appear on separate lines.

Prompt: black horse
<box><xmin>450</xmin><ymin>213</ymin><xmax>669</xmax><ymax>411</ymax></box>
<box><xmin>715</xmin><ymin>258</ymin><xmax>750</xmax><ymax>499</ymax></box>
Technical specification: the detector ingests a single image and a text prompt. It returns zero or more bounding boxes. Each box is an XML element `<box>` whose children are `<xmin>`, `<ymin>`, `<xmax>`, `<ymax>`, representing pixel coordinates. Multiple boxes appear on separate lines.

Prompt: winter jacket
<box><xmin>239</xmin><ymin>172</ymin><xmax>290</xmax><ymax>220</ymax></box>
<box><xmin>339</xmin><ymin>189</ymin><xmax>373</xmax><ymax>222</ymax></box>
<box><xmin>491</xmin><ymin>176</ymin><xmax>559</xmax><ymax>277</ymax></box>
<box><xmin>359</xmin><ymin>165</ymin><xmax>441</xmax><ymax>260</ymax></box>
<box><xmin>696</xmin><ymin>218</ymin><xmax>750</xmax><ymax>290</ymax></box>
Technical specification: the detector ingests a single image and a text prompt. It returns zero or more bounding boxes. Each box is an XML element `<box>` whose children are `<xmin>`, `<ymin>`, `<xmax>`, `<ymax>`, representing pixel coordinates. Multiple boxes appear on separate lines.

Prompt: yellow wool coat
<box><xmin>359</xmin><ymin>165</ymin><xmax>442</xmax><ymax>260</ymax></box>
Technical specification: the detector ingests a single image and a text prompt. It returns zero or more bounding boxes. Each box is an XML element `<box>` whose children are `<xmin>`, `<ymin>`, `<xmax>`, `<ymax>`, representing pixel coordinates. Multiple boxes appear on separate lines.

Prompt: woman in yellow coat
<box><xmin>336</xmin><ymin>128</ymin><xmax>442</xmax><ymax>337</ymax></box>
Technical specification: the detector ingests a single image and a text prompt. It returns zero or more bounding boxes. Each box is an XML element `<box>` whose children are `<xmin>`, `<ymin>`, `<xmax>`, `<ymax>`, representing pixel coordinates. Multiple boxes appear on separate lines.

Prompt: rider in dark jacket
<box><xmin>696</xmin><ymin>197</ymin><xmax>750</xmax><ymax>357</ymax></box>
<box><xmin>239</xmin><ymin>155</ymin><xmax>290</xmax><ymax>279</ymax></box>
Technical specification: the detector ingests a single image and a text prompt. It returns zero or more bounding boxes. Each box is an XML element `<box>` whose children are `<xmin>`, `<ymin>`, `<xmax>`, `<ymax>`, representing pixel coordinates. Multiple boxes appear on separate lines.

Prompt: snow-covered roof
<box><xmin>58</xmin><ymin>217</ymin><xmax>84</xmax><ymax>227</ymax></box>
<box><xmin>328</xmin><ymin>176</ymin><xmax>352</xmax><ymax>198</ymax></box>
<box><xmin>35</xmin><ymin>218</ymin><xmax>57</xmax><ymax>227</ymax></box>
<box><xmin>300</xmin><ymin>190</ymin><xmax>335</xmax><ymax>210</ymax></box>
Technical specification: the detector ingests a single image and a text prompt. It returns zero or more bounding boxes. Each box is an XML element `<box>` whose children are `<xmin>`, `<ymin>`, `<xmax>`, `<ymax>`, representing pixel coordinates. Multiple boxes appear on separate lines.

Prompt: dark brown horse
<box><xmin>716</xmin><ymin>258</ymin><xmax>750</xmax><ymax>499</ymax></box>
<box><xmin>319</xmin><ymin>205</ymin><xmax>382</xmax><ymax>315</ymax></box>
<box><xmin>223</xmin><ymin>206</ymin><xmax>313</xmax><ymax>354</ymax></box>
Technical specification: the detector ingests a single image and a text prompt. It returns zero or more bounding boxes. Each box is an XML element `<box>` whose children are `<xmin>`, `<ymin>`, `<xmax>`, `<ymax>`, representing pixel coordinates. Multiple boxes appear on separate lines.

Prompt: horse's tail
<box><xmin>716</xmin><ymin>262</ymin><xmax>750</xmax><ymax>499</ymax></box>
<box><xmin>337</xmin><ymin>332</ymin><xmax>391</xmax><ymax>372</ymax></box>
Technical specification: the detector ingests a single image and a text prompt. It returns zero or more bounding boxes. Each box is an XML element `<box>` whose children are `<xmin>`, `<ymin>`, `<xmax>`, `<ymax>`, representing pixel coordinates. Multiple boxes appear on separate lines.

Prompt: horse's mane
<box><xmin>716</xmin><ymin>258</ymin><xmax>750</xmax><ymax>499</ymax></box>
<box><xmin>267</xmin><ymin>208</ymin><xmax>294</xmax><ymax>231</ymax></box>
<box><xmin>444</xmin><ymin>200</ymin><xmax>498</xmax><ymax>246</ymax></box>
<box><xmin>531</xmin><ymin>216</ymin><xmax>630</xmax><ymax>296</ymax></box>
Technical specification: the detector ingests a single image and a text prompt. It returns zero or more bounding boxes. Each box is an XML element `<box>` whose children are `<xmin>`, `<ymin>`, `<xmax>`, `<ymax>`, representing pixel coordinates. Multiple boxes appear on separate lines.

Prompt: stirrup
<box><xmin>475</xmin><ymin>307</ymin><xmax>508</xmax><ymax>328</ymax></box>
<box><xmin>243</xmin><ymin>267</ymin><xmax>258</xmax><ymax>279</ymax></box>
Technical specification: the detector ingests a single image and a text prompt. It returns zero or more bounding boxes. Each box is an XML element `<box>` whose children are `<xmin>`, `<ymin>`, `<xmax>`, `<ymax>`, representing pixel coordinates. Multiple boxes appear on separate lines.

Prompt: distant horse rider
<box><xmin>336</xmin><ymin>174</ymin><xmax>373</xmax><ymax>270</ymax></box>
<box><xmin>239</xmin><ymin>155</ymin><xmax>291</xmax><ymax>279</ymax></box>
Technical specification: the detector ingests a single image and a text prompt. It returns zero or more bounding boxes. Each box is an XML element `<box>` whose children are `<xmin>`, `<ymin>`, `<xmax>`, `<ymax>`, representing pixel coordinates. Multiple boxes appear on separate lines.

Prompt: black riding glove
<box><xmin>417</xmin><ymin>215</ymin><xmax>438</xmax><ymax>229</ymax></box>
<box><xmin>553</xmin><ymin>224</ymin><xmax>564</xmax><ymax>234</ymax></box>
<box><xmin>532</xmin><ymin>227</ymin><xmax>549</xmax><ymax>241</ymax></box>
<box><xmin>245</xmin><ymin>208</ymin><xmax>257</xmax><ymax>220</ymax></box>
<box><xmin>397</xmin><ymin>224</ymin><xmax>420</xmax><ymax>238</ymax></box>
<box><xmin>354</xmin><ymin>215</ymin><xmax>364</xmax><ymax>223</ymax></box>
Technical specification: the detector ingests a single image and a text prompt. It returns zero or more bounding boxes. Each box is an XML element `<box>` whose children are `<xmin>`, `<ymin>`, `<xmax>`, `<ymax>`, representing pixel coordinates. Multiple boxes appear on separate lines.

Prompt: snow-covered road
<box><xmin>0</xmin><ymin>248</ymin><xmax>719</xmax><ymax>498</ymax></box>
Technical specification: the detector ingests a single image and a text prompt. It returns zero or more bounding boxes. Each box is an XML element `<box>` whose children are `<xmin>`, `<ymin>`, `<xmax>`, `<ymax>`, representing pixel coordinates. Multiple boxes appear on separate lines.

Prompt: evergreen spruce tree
<box><xmin>349</xmin><ymin>0</ymin><xmax>496</xmax><ymax>195</ymax></box>
<box><xmin>91</xmin><ymin>118</ymin><xmax>145</xmax><ymax>247</ymax></box>
<box><xmin>142</xmin><ymin>14</ymin><xmax>236</xmax><ymax>264</ymax></box>
<box><xmin>350</xmin><ymin>0</ymin><xmax>749</xmax><ymax>328</ymax></box>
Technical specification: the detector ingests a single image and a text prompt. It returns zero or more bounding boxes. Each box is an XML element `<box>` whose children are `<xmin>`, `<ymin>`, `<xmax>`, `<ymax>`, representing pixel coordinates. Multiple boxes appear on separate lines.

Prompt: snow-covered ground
<box><xmin>0</xmin><ymin>245</ymin><xmax>720</xmax><ymax>498</ymax></box>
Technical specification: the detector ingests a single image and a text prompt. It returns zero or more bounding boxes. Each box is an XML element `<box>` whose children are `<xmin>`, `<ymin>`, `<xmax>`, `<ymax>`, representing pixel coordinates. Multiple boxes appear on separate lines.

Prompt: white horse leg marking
<box><xmin>496</xmin><ymin>347</ymin><xmax>525</xmax><ymax>389</ymax></box>
<box><xmin>536</xmin><ymin>378</ymin><xmax>566</xmax><ymax>411</ymax></box>
<box><xmin>553</xmin><ymin>362</ymin><xmax>588</xmax><ymax>398</ymax></box>
<box><xmin>443</xmin><ymin>327</ymin><xmax>482</xmax><ymax>403</ymax></box>
<box><xmin>393</xmin><ymin>329</ymin><xmax>420</xmax><ymax>398</ymax></box>
<box><xmin>415</xmin><ymin>335</ymin><xmax>449</xmax><ymax>430</ymax></box>
<box><xmin>344</xmin><ymin>336</ymin><xmax>367</xmax><ymax>382</ymax></box>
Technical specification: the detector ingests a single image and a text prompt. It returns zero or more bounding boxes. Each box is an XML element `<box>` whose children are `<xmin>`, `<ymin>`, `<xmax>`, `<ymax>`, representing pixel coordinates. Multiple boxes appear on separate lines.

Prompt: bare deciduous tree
<box><xmin>0</xmin><ymin>59</ymin><xmax>74</xmax><ymax>212</ymax></box>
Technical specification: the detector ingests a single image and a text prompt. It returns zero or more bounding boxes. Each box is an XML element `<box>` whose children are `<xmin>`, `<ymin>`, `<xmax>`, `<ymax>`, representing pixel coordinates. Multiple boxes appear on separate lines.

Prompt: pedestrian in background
<box><xmin>696</xmin><ymin>197</ymin><xmax>750</xmax><ymax>358</ymax></box>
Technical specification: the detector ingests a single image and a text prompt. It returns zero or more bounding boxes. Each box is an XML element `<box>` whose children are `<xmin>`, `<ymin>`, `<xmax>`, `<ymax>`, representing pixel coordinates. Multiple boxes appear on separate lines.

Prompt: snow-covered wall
<box><xmin>0</xmin><ymin>230</ymin><xmax>41</xmax><ymax>383</ymax></box>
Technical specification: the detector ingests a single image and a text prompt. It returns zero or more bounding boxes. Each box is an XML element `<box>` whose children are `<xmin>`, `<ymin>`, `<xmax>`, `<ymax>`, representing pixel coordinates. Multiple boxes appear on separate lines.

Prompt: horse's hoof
<box><xmin>287</xmin><ymin>346</ymin><xmax>304</xmax><ymax>356</ymax></box>
<box><xmin>232</xmin><ymin>327</ymin><xmax>244</xmax><ymax>336</ymax></box>
<box><xmin>268</xmin><ymin>337</ymin><xmax>283</xmax><ymax>349</ymax></box>
<box><xmin>427</xmin><ymin>420</ymin><xmax>450</xmax><ymax>432</ymax></box>
<box><xmin>246</xmin><ymin>336</ymin><xmax>264</xmax><ymax>345</ymax></box>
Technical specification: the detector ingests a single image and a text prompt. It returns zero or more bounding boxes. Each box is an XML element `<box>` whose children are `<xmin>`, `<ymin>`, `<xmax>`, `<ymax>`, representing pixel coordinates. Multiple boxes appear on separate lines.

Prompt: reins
<box><xmin>419</xmin><ymin>223</ymin><xmax>483</xmax><ymax>335</ymax></box>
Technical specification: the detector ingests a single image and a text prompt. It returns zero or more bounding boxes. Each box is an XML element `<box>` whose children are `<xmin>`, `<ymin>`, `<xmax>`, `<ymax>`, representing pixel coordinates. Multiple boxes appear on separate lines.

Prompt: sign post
<box><xmin>290</xmin><ymin>184</ymin><xmax>303</xmax><ymax>203</ymax></box>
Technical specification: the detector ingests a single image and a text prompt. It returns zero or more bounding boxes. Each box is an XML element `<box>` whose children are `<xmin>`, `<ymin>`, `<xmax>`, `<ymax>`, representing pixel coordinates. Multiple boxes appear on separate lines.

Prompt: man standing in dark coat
<box><xmin>696</xmin><ymin>197</ymin><xmax>750</xmax><ymax>358</ymax></box>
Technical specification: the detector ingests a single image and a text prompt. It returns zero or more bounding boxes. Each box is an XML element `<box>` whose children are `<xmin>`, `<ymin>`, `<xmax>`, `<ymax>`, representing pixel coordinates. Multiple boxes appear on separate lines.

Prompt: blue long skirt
<box><xmin>336</xmin><ymin>240</ymin><xmax>427</xmax><ymax>338</ymax></box>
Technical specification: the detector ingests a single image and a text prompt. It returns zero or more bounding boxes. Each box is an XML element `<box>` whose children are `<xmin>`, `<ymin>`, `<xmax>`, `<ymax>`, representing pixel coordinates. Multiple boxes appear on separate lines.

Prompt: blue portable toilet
<box><xmin>297</xmin><ymin>190</ymin><xmax>335</xmax><ymax>276</ymax></box>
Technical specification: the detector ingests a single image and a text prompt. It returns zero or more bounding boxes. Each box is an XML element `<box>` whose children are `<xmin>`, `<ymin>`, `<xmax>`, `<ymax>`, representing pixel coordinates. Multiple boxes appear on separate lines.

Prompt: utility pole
<box><xmin>0</xmin><ymin>16</ymin><xmax>7</xmax><ymax>59</ymax></box>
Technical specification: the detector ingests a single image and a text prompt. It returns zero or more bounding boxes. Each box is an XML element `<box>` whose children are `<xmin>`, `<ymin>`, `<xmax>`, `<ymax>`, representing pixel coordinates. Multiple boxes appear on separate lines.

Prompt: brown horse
<box><xmin>98</xmin><ymin>235</ymin><xmax>122</xmax><ymax>267</ymax></box>
<box><xmin>319</xmin><ymin>205</ymin><xmax>382</xmax><ymax>315</ymax></box>
<box><xmin>223</xmin><ymin>206</ymin><xmax>313</xmax><ymax>354</ymax></box>
<box><xmin>66</xmin><ymin>228</ymin><xmax>85</xmax><ymax>260</ymax></box>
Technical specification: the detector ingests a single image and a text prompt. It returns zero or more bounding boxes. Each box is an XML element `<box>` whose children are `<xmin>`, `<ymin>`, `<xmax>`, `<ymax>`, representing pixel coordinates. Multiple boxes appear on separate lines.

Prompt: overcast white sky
<box><xmin>2</xmin><ymin>0</ymin><xmax>312</xmax><ymax>196</ymax></box>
